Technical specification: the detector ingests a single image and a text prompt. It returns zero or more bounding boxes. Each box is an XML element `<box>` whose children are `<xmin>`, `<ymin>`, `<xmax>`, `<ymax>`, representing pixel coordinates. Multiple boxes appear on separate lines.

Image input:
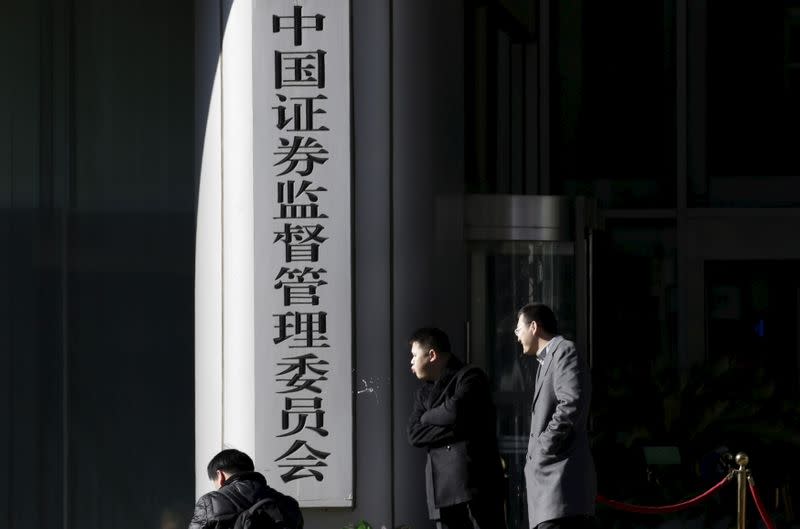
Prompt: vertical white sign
<box><xmin>253</xmin><ymin>0</ymin><xmax>353</xmax><ymax>507</ymax></box>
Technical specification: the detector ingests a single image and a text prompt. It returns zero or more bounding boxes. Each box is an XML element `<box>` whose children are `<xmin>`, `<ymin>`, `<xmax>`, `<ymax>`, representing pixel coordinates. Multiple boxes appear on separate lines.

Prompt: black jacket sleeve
<box><xmin>420</xmin><ymin>367</ymin><xmax>488</xmax><ymax>428</ymax></box>
<box><xmin>188</xmin><ymin>495</ymin><xmax>211</xmax><ymax>529</ymax></box>
<box><xmin>407</xmin><ymin>386</ymin><xmax>457</xmax><ymax>448</ymax></box>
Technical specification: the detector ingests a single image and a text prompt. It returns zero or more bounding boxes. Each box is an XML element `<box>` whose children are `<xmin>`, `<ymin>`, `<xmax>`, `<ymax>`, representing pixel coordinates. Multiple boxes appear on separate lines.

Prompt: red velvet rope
<box><xmin>596</xmin><ymin>473</ymin><xmax>733</xmax><ymax>514</ymax></box>
<box><xmin>748</xmin><ymin>479</ymin><xmax>778</xmax><ymax>529</ymax></box>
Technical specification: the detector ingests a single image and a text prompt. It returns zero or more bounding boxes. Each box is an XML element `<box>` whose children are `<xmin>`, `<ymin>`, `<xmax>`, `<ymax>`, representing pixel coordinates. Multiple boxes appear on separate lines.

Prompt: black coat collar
<box><xmin>427</xmin><ymin>355</ymin><xmax>465</xmax><ymax>405</ymax></box>
<box><xmin>224</xmin><ymin>471</ymin><xmax>267</xmax><ymax>488</ymax></box>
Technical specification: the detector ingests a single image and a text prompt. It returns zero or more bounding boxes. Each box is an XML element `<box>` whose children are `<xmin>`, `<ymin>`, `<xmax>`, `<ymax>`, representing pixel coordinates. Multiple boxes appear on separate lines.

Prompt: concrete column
<box><xmin>194</xmin><ymin>0</ymin><xmax>256</xmax><ymax>497</ymax></box>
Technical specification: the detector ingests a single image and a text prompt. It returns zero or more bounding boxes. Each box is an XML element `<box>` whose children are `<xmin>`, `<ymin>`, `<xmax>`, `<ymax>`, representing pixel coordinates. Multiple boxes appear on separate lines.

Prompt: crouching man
<box><xmin>189</xmin><ymin>448</ymin><xmax>303</xmax><ymax>529</ymax></box>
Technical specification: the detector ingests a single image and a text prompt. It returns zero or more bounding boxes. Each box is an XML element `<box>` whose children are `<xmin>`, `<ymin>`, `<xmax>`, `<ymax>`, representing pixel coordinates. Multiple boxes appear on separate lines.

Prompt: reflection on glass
<box><xmin>468</xmin><ymin>240</ymin><xmax>575</xmax><ymax>529</ymax></box>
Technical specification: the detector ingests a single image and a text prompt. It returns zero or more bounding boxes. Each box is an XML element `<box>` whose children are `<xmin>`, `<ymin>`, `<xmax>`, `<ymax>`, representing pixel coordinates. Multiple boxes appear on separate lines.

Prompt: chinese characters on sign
<box><xmin>272</xmin><ymin>0</ymin><xmax>332</xmax><ymax>486</ymax></box>
<box><xmin>255</xmin><ymin>0</ymin><xmax>352</xmax><ymax>507</ymax></box>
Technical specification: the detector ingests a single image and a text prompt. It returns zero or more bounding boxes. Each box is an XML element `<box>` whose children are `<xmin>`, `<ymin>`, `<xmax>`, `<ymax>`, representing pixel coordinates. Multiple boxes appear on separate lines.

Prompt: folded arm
<box><xmin>407</xmin><ymin>387</ymin><xmax>457</xmax><ymax>448</ymax></box>
<box><xmin>420</xmin><ymin>367</ymin><xmax>488</xmax><ymax>427</ymax></box>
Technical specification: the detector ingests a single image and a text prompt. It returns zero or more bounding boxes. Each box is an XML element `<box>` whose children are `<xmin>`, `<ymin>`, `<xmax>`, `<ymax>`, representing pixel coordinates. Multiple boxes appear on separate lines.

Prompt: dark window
<box><xmin>551</xmin><ymin>0</ymin><xmax>677</xmax><ymax>208</ymax></box>
<box><xmin>699</xmin><ymin>1</ymin><xmax>800</xmax><ymax>206</ymax></box>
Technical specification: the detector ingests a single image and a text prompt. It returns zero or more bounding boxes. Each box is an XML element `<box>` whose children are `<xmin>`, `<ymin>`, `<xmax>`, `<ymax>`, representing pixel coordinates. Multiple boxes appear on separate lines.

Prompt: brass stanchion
<box><xmin>737</xmin><ymin>452</ymin><xmax>750</xmax><ymax>529</ymax></box>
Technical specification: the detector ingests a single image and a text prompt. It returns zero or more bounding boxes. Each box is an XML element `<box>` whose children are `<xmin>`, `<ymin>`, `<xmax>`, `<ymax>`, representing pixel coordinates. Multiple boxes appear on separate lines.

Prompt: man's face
<box><xmin>410</xmin><ymin>341</ymin><xmax>434</xmax><ymax>380</ymax></box>
<box><xmin>515</xmin><ymin>315</ymin><xmax>535</xmax><ymax>355</ymax></box>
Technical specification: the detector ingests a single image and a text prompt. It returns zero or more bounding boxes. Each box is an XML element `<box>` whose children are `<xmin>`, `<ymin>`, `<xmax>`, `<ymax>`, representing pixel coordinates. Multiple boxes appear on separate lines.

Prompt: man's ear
<box><xmin>530</xmin><ymin>320</ymin><xmax>539</xmax><ymax>337</ymax></box>
<box><xmin>428</xmin><ymin>349</ymin><xmax>438</xmax><ymax>363</ymax></box>
<box><xmin>216</xmin><ymin>470</ymin><xmax>227</xmax><ymax>488</ymax></box>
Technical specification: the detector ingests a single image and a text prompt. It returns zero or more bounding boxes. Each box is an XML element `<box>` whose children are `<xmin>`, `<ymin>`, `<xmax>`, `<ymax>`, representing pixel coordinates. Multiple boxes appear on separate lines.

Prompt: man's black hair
<box><xmin>206</xmin><ymin>448</ymin><xmax>255</xmax><ymax>480</ymax></box>
<box><xmin>517</xmin><ymin>303</ymin><xmax>559</xmax><ymax>335</ymax></box>
<box><xmin>409</xmin><ymin>327</ymin><xmax>451</xmax><ymax>354</ymax></box>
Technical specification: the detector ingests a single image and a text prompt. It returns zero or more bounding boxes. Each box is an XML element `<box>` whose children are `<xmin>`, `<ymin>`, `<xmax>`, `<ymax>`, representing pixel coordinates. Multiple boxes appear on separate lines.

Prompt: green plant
<box><xmin>341</xmin><ymin>521</ymin><xmax>410</xmax><ymax>529</ymax></box>
<box><xmin>341</xmin><ymin>521</ymin><xmax>372</xmax><ymax>529</ymax></box>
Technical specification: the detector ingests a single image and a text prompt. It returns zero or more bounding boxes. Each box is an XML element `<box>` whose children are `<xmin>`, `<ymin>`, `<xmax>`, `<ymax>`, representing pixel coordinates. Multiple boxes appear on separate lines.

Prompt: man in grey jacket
<box><xmin>515</xmin><ymin>304</ymin><xmax>596</xmax><ymax>529</ymax></box>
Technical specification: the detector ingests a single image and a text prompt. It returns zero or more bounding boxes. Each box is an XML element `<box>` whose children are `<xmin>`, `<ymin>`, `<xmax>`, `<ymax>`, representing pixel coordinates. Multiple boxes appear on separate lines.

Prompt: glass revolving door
<box><xmin>465</xmin><ymin>195</ymin><xmax>595</xmax><ymax>529</ymax></box>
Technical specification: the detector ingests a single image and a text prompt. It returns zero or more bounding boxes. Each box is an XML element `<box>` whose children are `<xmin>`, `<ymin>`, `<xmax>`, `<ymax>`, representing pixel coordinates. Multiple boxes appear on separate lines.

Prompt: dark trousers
<box><xmin>435</xmin><ymin>497</ymin><xmax>506</xmax><ymax>529</ymax></box>
<box><xmin>536</xmin><ymin>515</ymin><xmax>594</xmax><ymax>529</ymax></box>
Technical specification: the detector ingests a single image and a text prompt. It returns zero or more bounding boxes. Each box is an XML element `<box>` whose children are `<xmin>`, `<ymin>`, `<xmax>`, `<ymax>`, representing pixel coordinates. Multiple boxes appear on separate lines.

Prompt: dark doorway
<box><xmin>704</xmin><ymin>260</ymin><xmax>800</xmax><ymax>523</ymax></box>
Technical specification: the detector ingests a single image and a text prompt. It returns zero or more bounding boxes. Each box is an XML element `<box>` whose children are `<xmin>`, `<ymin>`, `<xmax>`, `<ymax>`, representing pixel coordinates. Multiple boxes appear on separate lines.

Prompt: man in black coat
<box><xmin>407</xmin><ymin>327</ymin><xmax>507</xmax><ymax>529</ymax></box>
<box><xmin>189</xmin><ymin>448</ymin><xmax>302</xmax><ymax>529</ymax></box>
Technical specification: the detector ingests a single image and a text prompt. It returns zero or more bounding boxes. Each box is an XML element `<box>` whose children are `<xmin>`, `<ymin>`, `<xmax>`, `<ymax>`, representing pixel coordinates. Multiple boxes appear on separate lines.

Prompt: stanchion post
<box><xmin>737</xmin><ymin>453</ymin><xmax>750</xmax><ymax>529</ymax></box>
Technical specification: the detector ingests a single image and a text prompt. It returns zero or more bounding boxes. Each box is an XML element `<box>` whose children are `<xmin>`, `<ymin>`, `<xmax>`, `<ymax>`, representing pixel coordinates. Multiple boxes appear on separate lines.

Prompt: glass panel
<box><xmin>703</xmin><ymin>1</ymin><xmax>800</xmax><ymax>206</ymax></box>
<box><xmin>551</xmin><ymin>0</ymin><xmax>677</xmax><ymax>208</ymax></box>
<box><xmin>703</xmin><ymin>261</ymin><xmax>800</xmax><ymax>519</ymax></box>
<box><xmin>468</xmin><ymin>240</ymin><xmax>576</xmax><ymax>529</ymax></box>
<box><xmin>707</xmin><ymin>0</ymin><xmax>800</xmax><ymax>177</ymax></box>
<box><xmin>589</xmin><ymin>220</ymin><xmax>680</xmax><ymax>518</ymax></box>
<box><xmin>465</xmin><ymin>5</ymin><xmax>535</xmax><ymax>194</ymax></box>
<box><xmin>706</xmin><ymin>261</ymin><xmax>799</xmax><ymax>394</ymax></box>
<box><xmin>592</xmin><ymin>220</ymin><xmax>677</xmax><ymax>369</ymax></box>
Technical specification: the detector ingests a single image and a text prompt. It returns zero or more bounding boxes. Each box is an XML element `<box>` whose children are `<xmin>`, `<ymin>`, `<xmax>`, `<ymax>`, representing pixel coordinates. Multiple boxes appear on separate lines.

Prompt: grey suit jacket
<box><xmin>524</xmin><ymin>336</ymin><xmax>596</xmax><ymax>528</ymax></box>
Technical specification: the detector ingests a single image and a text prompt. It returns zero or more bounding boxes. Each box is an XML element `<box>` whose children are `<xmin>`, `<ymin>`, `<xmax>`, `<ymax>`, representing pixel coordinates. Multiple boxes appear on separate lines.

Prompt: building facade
<box><xmin>4</xmin><ymin>1</ymin><xmax>800</xmax><ymax>528</ymax></box>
